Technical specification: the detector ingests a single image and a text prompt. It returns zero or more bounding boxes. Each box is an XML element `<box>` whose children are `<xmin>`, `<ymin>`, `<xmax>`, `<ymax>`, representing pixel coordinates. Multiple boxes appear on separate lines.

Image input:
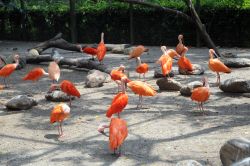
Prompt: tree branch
<box><xmin>115</xmin><ymin>0</ymin><xmax>194</xmax><ymax>23</ymax></box>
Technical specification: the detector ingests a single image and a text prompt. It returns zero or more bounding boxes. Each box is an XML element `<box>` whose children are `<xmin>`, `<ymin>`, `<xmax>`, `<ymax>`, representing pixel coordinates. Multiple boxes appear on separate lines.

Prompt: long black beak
<box><xmin>214</xmin><ymin>52</ymin><xmax>219</xmax><ymax>58</ymax></box>
<box><xmin>100</xmin><ymin>131</ymin><xmax>109</xmax><ymax>137</ymax></box>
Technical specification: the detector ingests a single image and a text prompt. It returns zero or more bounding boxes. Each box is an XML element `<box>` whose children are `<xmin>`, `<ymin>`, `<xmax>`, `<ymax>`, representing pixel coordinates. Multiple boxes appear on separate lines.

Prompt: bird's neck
<box><xmin>209</xmin><ymin>53</ymin><xmax>214</xmax><ymax>59</ymax></box>
<box><xmin>136</xmin><ymin>57</ymin><xmax>142</xmax><ymax>66</ymax></box>
<box><xmin>178</xmin><ymin>39</ymin><xmax>182</xmax><ymax>44</ymax></box>
<box><xmin>101</xmin><ymin>33</ymin><xmax>104</xmax><ymax>43</ymax></box>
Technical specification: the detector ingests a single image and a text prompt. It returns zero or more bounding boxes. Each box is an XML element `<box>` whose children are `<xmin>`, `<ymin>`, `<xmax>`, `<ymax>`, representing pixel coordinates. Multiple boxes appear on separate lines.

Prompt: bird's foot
<box><xmin>58</xmin><ymin>133</ymin><xmax>65</xmax><ymax>138</ymax></box>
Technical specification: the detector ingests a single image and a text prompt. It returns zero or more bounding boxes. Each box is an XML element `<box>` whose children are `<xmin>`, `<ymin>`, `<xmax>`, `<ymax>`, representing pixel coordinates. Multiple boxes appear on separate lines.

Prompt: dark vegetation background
<box><xmin>0</xmin><ymin>0</ymin><xmax>250</xmax><ymax>47</ymax></box>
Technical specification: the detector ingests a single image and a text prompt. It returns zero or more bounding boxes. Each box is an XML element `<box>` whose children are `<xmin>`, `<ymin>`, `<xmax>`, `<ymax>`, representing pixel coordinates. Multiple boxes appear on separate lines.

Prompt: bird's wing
<box><xmin>48</xmin><ymin>62</ymin><xmax>60</xmax><ymax>80</ymax></box>
<box><xmin>109</xmin><ymin>118</ymin><xmax>128</xmax><ymax>150</ymax></box>
<box><xmin>209</xmin><ymin>59</ymin><xmax>231</xmax><ymax>73</ymax></box>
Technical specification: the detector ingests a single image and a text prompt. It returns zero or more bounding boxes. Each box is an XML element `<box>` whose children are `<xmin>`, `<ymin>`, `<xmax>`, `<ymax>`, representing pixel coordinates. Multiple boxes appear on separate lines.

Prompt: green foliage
<box><xmin>2</xmin><ymin>0</ymin><xmax>249</xmax><ymax>12</ymax></box>
<box><xmin>0</xmin><ymin>0</ymin><xmax>250</xmax><ymax>13</ymax></box>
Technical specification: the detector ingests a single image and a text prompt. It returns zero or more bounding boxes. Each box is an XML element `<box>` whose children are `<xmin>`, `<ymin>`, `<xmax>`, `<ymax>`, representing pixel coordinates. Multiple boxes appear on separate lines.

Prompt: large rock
<box><xmin>85</xmin><ymin>70</ymin><xmax>111</xmax><ymax>88</ymax></box>
<box><xmin>178</xmin><ymin>64</ymin><xmax>205</xmax><ymax>75</ymax></box>
<box><xmin>180</xmin><ymin>81</ymin><xmax>203</xmax><ymax>96</ymax></box>
<box><xmin>220</xmin><ymin>138</ymin><xmax>250</xmax><ymax>166</ymax></box>
<box><xmin>28</xmin><ymin>49</ymin><xmax>40</xmax><ymax>57</ymax></box>
<box><xmin>176</xmin><ymin>160</ymin><xmax>203</xmax><ymax>166</ymax></box>
<box><xmin>232</xmin><ymin>157</ymin><xmax>250</xmax><ymax>166</ymax></box>
<box><xmin>154</xmin><ymin>67</ymin><xmax>174</xmax><ymax>78</ymax></box>
<box><xmin>124</xmin><ymin>47</ymin><xmax>136</xmax><ymax>55</ymax></box>
<box><xmin>106</xmin><ymin>44</ymin><xmax>130</xmax><ymax>51</ymax></box>
<box><xmin>156</xmin><ymin>78</ymin><xmax>182</xmax><ymax>91</ymax></box>
<box><xmin>45</xmin><ymin>90</ymin><xmax>75</xmax><ymax>102</ymax></box>
<box><xmin>5</xmin><ymin>54</ymin><xmax>26</xmax><ymax>70</ymax></box>
<box><xmin>222</xmin><ymin>58</ymin><xmax>250</xmax><ymax>68</ymax></box>
<box><xmin>6</xmin><ymin>95</ymin><xmax>37</xmax><ymax>110</ymax></box>
<box><xmin>221</xmin><ymin>52</ymin><xmax>238</xmax><ymax>58</ymax></box>
<box><xmin>219</xmin><ymin>78</ymin><xmax>250</xmax><ymax>93</ymax></box>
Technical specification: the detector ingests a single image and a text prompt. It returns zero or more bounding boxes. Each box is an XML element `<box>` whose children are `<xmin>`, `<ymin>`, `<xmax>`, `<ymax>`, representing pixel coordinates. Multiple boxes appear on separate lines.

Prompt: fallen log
<box><xmin>26</xmin><ymin>54</ymin><xmax>112</xmax><ymax>74</ymax></box>
<box><xmin>29</xmin><ymin>33</ymin><xmax>91</xmax><ymax>54</ymax></box>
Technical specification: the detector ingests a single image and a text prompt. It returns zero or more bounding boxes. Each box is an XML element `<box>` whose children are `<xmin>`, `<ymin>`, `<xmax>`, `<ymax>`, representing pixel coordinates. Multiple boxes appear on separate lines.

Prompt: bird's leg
<box><xmin>139</xmin><ymin>95</ymin><xmax>143</xmax><ymax>109</ymax></box>
<box><xmin>113</xmin><ymin>149</ymin><xmax>116</xmax><ymax>155</ymax></box>
<box><xmin>201</xmin><ymin>102</ymin><xmax>207</xmax><ymax>115</ymax></box>
<box><xmin>60</xmin><ymin>122</ymin><xmax>64</xmax><ymax>137</ymax></box>
<box><xmin>143</xmin><ymin>73</ymin><xmax>146</xmax><ymax>82</ymax></box>
<box><xmin>118</xmin><ymin>145</ymin><xmax>122</xmax><ymax>157</ymax></box>
<box><xmin>216</xmin><ymin>72</ymin><xmax>220</xmax><ymax>85</ymax></box>
<box><xmin>69</xmin><ymin>95</ymin><xmax>72</xmax><ymax>107</ymax></box>
<box><xmin>118</xmin><ymin>112</ymin><xmax>120</xmax><ymax>118</ymax></box>
<box><xmin>138</xmin><ymin>74</ymin><xmax>141</xmax><ymax>79</ymax></box>
<box><xmin>3</xmin><ymin>78</ymin><xmax>7</xmax><ymax>88</ymax></box>
<box><xmin>197</xmin><ymin>102</ymin><xmax>200</xmax><ymax>111</ymax></box>
<box><xmin>57</xmin><ymin>123</ymin><xmax>61</xmax><ymax>137</ymax></box>
<box><xmin>218</xmin><ymin>73</ymin><xmax>221</xmax><ymax>85</ymax></box>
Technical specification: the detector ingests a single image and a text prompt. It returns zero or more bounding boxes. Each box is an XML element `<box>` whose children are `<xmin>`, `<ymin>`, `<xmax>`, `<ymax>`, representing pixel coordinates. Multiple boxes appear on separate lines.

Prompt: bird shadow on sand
<box><xmin>44</xmin><ymin>134</ymin><xmax>59</xmax><ymax>141</ymax></box>
<box><xmin>188</xmin><ymin>110</ymin><xmax>219</xmax><ymax>116</ymax></box>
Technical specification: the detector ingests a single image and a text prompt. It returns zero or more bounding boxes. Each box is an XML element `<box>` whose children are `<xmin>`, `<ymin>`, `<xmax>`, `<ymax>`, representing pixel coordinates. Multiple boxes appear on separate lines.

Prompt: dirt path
<box><xmin>0</xmin><ymin>41</ymin><xmax>250</xmax><ymax>166</ymax></box>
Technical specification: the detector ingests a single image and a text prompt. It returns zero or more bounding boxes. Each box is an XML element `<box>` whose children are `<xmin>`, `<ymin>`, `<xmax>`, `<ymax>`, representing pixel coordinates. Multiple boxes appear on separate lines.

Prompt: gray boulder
<box><xmin>154</xmin><ymin>67</ymin><xmax>174</xmax><ymax>78</ymax></box>
<box><xmin>232</xmin><ymin>157</ymin><xmax>250</xmax><ymax>166</ymax></box>
<box><xmin>111</xmin><ymin>47</ymin><xmax>124</xmax><ymax>54</ymax></box>
<box><xmin>156</xmin><ymin>78</ymin><xmax>182</xmax><ymax>91</ymax></box>
<box><xmin>179</xmin><ymin>64</ymin><xmax>205</xmax><ymax>75</ymax></box>
<box><xmin>124</xmin><ymin>47</ymin><xmax>136</xmax><ymax>55</ymax></box>
<box><xmin>45</xmin><ymin>90</ymin><xmax>75</xmax><ymax>102</ymax></box>
<box><xmin>219</xmin><ymin>78</ymin><xmax>250</xmax><ymax>93</ymax></box>
<box><xmin>221</xmin><ymin>52</ymin><xmax>238</xmax><ymax>58</ymax></box>
<box><xmin>222</xmin><ymin>58</ymin><xmax>250</xmax><ymax>68</ymax></box>
<box><xmin>85</xmin><ymin>70</ymin><xmax>111</xmax><ymax>88</ymax></box>
<box><xmin>180</xmin><ymin>81</ymin><xmax>203</xmax><ymax>96</ymax></box>
<box><xmin>176</xmin><ymin>160</ymin><xmax>203</xmax><ymax>166</ymax></box>
<box><xmin>220</xmin><ymin>138</ymin><xmax>250</xmax><ymax>166</ymax></box>
<box><xmin>106</xmin><ymin>44</ymin><xmax>130</xmax><ymax>51</ymax></box>
<box><xmin>6</xmin><ymin>95</ymin><xmax>37</xmax><ymax>110</ymax></box>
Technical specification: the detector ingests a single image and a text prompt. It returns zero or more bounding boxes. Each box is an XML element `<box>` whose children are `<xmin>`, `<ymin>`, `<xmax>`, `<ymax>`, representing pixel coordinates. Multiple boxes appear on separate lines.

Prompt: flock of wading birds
<box><xmin>0</xmin><ymin>33</ymin><xmax>232</xmax><ymax>156</ymax></box>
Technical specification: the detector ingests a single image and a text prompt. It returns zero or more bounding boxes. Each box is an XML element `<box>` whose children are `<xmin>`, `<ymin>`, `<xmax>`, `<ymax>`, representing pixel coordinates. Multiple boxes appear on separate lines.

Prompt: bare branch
<box><xmin>115</xmin><ymin>0</ymin><xmax>193</xmax><ymax>23</ymax></box>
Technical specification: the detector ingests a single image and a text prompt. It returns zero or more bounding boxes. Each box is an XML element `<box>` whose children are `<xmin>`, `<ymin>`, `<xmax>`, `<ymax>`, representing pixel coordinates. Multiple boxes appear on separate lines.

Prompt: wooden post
<box><xmin>69</xmin><ymin>0</ymin><xmax>77</xmax><ymax>43</ymax></box>
<box><xmin>20</xmin><ymin>0</ymin><xmax>26</xmax><ymax>40</ymax></box>
<box><xmin>129</xmin><ymin>3</ymin><xmax>134</xmax><ymax>44</ymax></box>
<box><xmin>195</xmin><ymin>0</ymin><xmax>201</xmax><ymax>47</ymax></box>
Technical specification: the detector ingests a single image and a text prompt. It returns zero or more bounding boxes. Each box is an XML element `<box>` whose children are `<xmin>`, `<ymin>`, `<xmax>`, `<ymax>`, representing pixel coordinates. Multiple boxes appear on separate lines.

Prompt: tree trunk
<box><xmin>195</xmin><ymin>0</ymin><xmax>201</xmax><ymax>47</ymax></box>
<box><xmin>26</xmin><ymin>55</ymin><xmax>111</xmax><ymax>74</ymax></box>
<box><xmin>69</xmin><ymin>0</ymin><xmax>77</xmax><ymax>43</ymax></box>
<box><xmin>116</xmin><ymin>0</ymin><xmax>221</xmax><ymax>57</ymax></box>
<box><xmin>185</xmin><ymin>0</ymin><xmax>220</xmax><ymax>57</ymax></box>
<box><xmin>30</xmin><ymin>33</ymin><xmax>88</xmax><ymax>54</ymax></box>
<box><xmin>129</xmin><ymin>3</ymin><xmax>134</xmax><ymax>44</ymax></box>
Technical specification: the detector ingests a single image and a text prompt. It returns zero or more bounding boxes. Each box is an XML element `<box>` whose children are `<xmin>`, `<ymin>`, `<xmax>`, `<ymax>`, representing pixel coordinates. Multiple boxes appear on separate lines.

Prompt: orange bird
<box><xmin>23</xmin><ymin>67</ymin><xmax>49</xmax><ymax>82</ymax></box>
<box><xmin>110</xmin><ymin>65</ymin><xmax>127</xmax><ymax>92</ymax></box>
<box><xmin>106</xmin><ymin>77</ymin><xmax>128</xmax><ymax>118</ymax></box>
<box><xmin>176</xmin><ymin>34</ymin><xmax>184</xmax><ymax>55</ymax></box>
<box><xmin>82</xmin><ymin>47</ymin><xmax>97</xmax><ymax>60</ymax></box>
<box><xmin>98</xmin><ymin>118</ymin><xmax>128</xmax><ymax>156</ymax></box>
<box><xmin>126</xmin><ymin>79</ymin><xmax>156</xmax><ymax>109</ymax></box>
<box><xmin>208</xmin><ymin>49</ymin><xmax>231</xmax><ymax>85</ymax></box>
<box><xmin>135</xmin><ymin>57</ymin><xmax>149</xmax><ymax>81</ymax></box>
<box><xmin>0</xmin><ymin>54</ymin><xmax>19</xmax><ymax>87</ymax></box>
<box><xmin>177</xmin><ymin>46</ymin><xmax>193</xmax><ymax>72</ymax></box>
<box><xmin>191</xmin><ymin>77</ymin><xmax>210</xmax><ymax>114</ymax></box>
<box><xmin>49</xmin><ymin>80</ymin><xmax>81</xmax><ymax>106</ymax></box>
<box><xmin>128</xmin><ymin>45</ymin><xmax>148</xmax><ymax>60</ymax></box>
<box><xmin>157</xmin><ymin>46</ymin><xmax>180</xmax><ymax>77</ymax></box>
<box><xmin>50</xmin><ymin>103</ymin><xmax>70</xmax><ymax>137</ymax></box>
<box><xmin>48</xmin><ymin>61</ymin><xmax>60</xmax><ymax>83</ymax></box>
<box><xmin>96</xmin><ymin>32</ymin><xmax>107</xmax><ymax>63</ymax></box>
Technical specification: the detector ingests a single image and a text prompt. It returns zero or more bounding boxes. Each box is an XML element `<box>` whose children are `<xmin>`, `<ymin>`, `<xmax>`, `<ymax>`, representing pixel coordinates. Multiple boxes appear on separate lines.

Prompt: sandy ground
<box><xmin>0</xmin><ymin>41</ymin><xmax>250</xmax><ymax>166</ymax></box>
